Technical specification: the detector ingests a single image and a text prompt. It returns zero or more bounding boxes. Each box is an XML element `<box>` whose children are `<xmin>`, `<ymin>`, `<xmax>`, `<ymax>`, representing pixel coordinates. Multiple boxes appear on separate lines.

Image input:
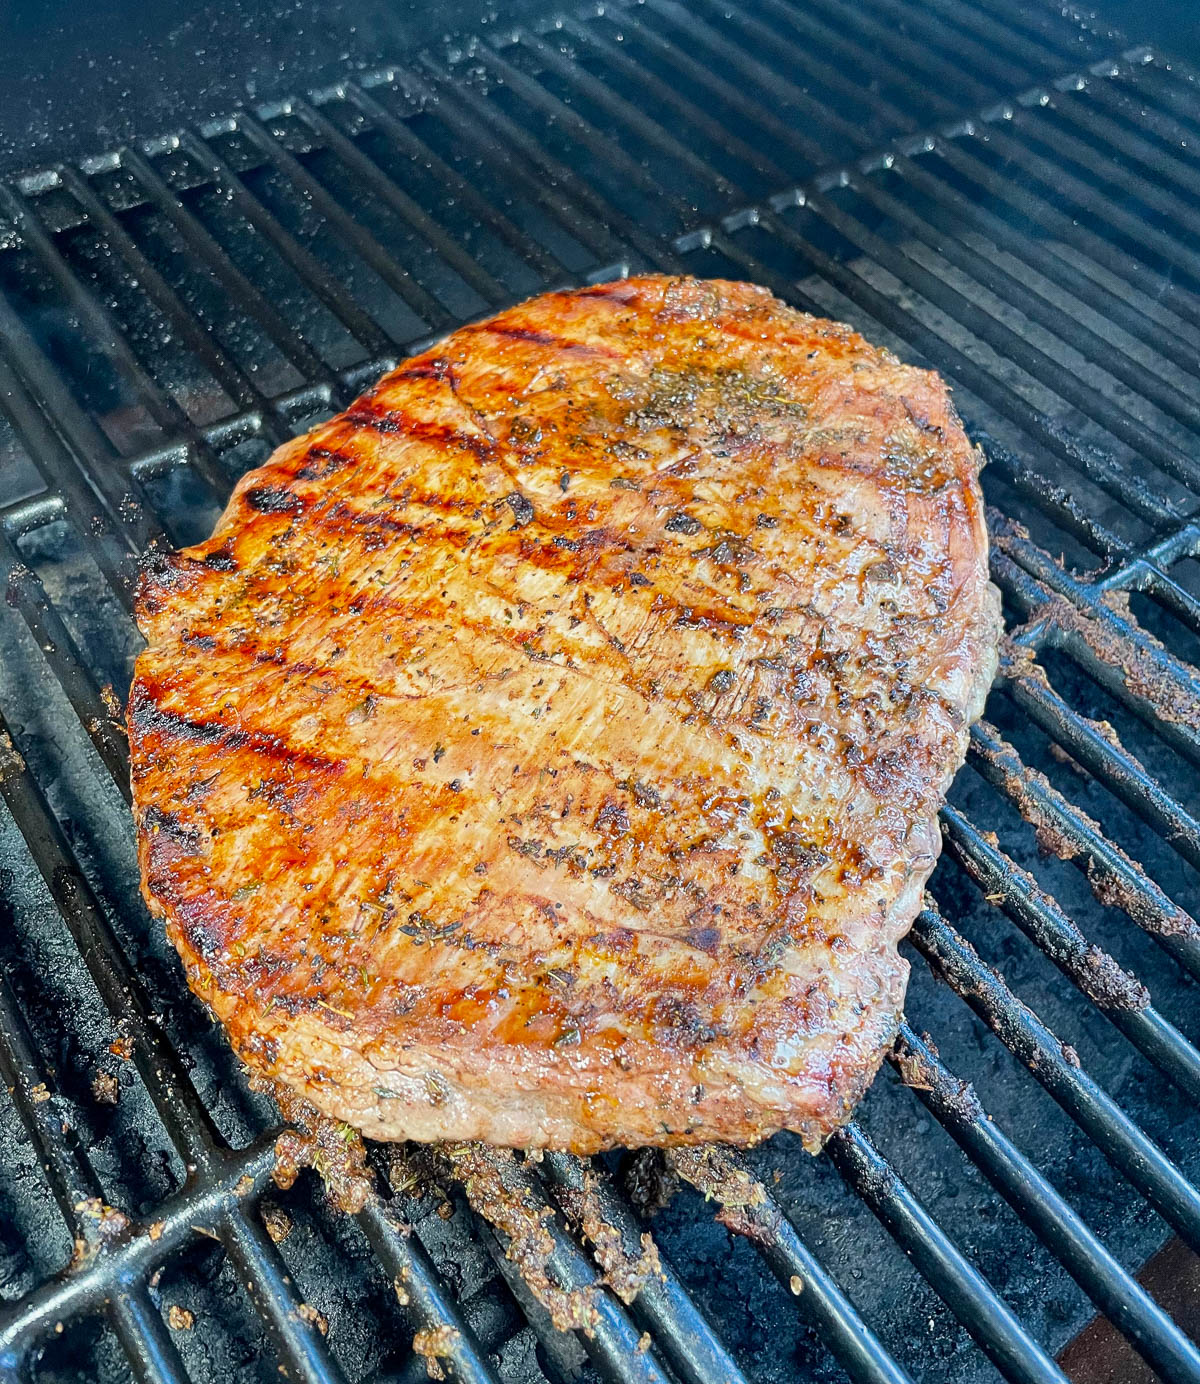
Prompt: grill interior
<box><xmin>0</xmin><ymin>0</ymin><xmax>1199</xmax><ymax>1381</ymax></box>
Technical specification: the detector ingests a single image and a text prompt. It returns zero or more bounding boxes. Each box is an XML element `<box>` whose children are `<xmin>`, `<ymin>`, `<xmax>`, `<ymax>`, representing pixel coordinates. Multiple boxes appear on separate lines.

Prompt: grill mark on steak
<box><xmin>296</xmin><ymin>446</ymin><xmax>356</xmax><ymax>482</ymax></box>
<box><xmin>130</xmin><ymin>681</ymin><xmax>347</xmax><ymax>779</ymax></box>
<box><xmin>577</xmin><ymin>280</ymin><xmax>643</xmax><ymax>305</ymax></box>
<box><xmin>129</xmin><ymin>275</ymin><xmax>999</xmax><ymax>1154</ymax></box>
<box><xmin>304</xmin><ymin>498</ymin><xmax>476</xmax><ymax>554</ymax></box>
<box><xmin>463</xmin><ymin>321</ymin><xmax>622</xmax><ymax>356</ymax></box>
<box><xmin>343</xmin><ymin>399</ymin><xmax>497</xmax><ymax>463</ymax></box>
<box><xmin>245</xmin><ymin>485</ymin><xmax>307</xmax><ymax>515</ymax></box>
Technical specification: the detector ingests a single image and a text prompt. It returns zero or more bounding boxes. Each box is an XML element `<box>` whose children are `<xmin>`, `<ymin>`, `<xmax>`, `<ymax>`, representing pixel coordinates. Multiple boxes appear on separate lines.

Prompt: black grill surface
<box><xmin>0</xmin><ymin>2</ymin><xmax>1198</xmax><ymax>1383</ymax></box>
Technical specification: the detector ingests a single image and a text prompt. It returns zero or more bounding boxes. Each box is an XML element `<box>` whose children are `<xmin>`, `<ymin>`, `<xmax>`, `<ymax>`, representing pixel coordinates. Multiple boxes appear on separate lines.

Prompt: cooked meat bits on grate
<box><xmin>128</xmin><ymin>276</ymin><xmax>1000</xmax><ymax>1153</ymax></box>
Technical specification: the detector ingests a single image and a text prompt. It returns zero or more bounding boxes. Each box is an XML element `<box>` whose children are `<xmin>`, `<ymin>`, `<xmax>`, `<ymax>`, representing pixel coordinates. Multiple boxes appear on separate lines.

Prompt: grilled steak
<box><xmin>129</xmin><ymin>276</ymin><xmax>1000</xmax><ymax>1152</ymax></box>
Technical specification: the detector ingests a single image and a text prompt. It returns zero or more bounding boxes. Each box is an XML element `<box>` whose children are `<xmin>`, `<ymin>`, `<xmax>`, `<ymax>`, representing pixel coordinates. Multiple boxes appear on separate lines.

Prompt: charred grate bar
<box><xmin>0</xmin><ymin>0</ymin><xmax>1198</xmax><ymax>1381</ymax></box>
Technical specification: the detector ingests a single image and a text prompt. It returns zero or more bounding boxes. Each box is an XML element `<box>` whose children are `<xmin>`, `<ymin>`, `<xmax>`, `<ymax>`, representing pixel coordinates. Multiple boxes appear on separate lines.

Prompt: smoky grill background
<box><xmin>0</xmin><ymin>0</ymin><xmax>1198</xmax><ymax>1382</ymax></box>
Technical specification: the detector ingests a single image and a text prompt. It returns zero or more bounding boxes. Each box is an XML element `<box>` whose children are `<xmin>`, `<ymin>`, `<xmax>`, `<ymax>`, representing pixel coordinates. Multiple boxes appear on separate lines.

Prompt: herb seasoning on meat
<box><xmin>128</xmin><ymin>276</ymin><xmax>999</xmax><ymax>1153</ymax></box>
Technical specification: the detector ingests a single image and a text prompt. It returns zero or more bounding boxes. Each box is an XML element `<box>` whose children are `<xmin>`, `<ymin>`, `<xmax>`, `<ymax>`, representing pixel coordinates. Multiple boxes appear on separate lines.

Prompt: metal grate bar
<box><xmin>797</xmin><ymin>0</ymin><xmax>998</xmax><ymax>114</ymax></box>
<box><xmin>448</xmin><ymin>1153</ymin><xmax>675</xmax><ymax>1384</ymax></box>
<box><xmin>891</xmin><ymin>1025</ymin><xmax>1200</xmax><ymax>1384</ymax></box>
<box><xmin>116</xmin><ymin>141</ymin><xmax>363</xmax><ymax>390</ymax></box>
<box><xmin>55</xmin><ymin>161</ymin><xmax>289</xmax><ymax>445</ymax></box>
<box><xmin>753</xmin><ymin>207</ymin><xmax>1178</xmax><ymax>533</ymax></box>
<box><xmin>0</xmin><ymin>962</ymin><xmax>106</xmax><ymax>1223</ymax></box>
<box><xmin>976</xmin><ymin>119</ymin><xmax>1200</xmax><ymax>304</ymax></box>
<box><xmin>1011</xmin><ymin>102</ymin><xmax>1200</xmax><ymax>250</ymax></box>
<box><xmin>867</xmin><ymin>0</ymin><xmax>1034</xmax><ymax>90</ymax></box>
<box><xmin>940</xmin><ymin>804</ymin><xmax>1200</xmax><ymax>1104</ymax></box>
<box><xmin>826</xmin><ymin>1123</ymin><xmax>1069</xmax><ymax>1384</ymax></box>
<box><xmin>290</xmin><ymin>96</ymin><xmax>511</xmax><ymax>307</ymax></box>
<box><xmin>886</xmin><ymin>148</ymin><xmax>1200</xmax><ymax>383</ymax></box>
<box><xmin>1107</xmin><ymin>522</ymin><xmax>1200</xmax><ymax>582</ymax></box>
<box><xmin>0</xmin><ymin>1142</ymin><xmax>273</xmax><ymax>1358</ymax></box>
<box><xmin>0</xmin><ymin>707</ymin><xmax>221</xmax><ymax>1162</ymax></box>
<box><xmin>0</xmin><ymin>365</ymin><xmax>138</xmax><ymax>609</ymax></box>
<box><xmin>1145</xmin><ymin>560</ymin><xmax>1200</xmax><ymax>632</ymax></box>
<box><xmin>909</xmin><ymin>908</ymin><xmax>1200</xmax><ymax>1251</ymax></box>
<box><xmin>471</xmin><ymin>41</ymin><xmax>711</xmax><ymax>249</ymax></box>
<box><xmin>751</xmin><ymin>0</ymin><xmax>952</xmax><ymax>130</ymax></box>
<box><xmin>985</xmin><ymin>452</ymin><xmax>1127</xmax><ymax>557</ymax></box>
<box><xmin>640</xmin><ymin>0</ymin><xmax>877</xmax><ymax>157</ymax></box>
<box><xmin>920</xmin><ymin>0</ymin><xmax>1075</xmax><ymax>75</ymax></box>
<box><xmin>847</xmin><ymin>168</ymin><xmax>1200</xmax><ymax>437</ymax></box>
<box><xmin>669</xmin><ymin>1147</ymin><xmax>914</xmax><ymax>1384</ymax></box>
<box><xmin>688</xmin><ymin>0</ymin><xmax>918</xmax><ymax>141</ymax></box>
<box><xmin>741</xmin><ymin>1215</ymin><xmax>914</xmax><ymax>1384</ymax></box>
<box><xmin>540</xmin><ymin>1153</ymin><xmax>750</xmax><ymax>1384</ymax></box>
<box><xmin>931</xmin><ymin>133</ymin><xmax>1200</xmax><ymax>338</ymax></box>
<box><xmin>339</xmin><ymin>81</ymin><xmax>569</xmax><ymax>283</ymax></box>
<box><xmin>0</xmin><ymin>493</ymin><xmax>65</xmax><ymax>540</ymax></box>
<box><xmin>1052</xmin><ymin>85</ymin><xmax>1200</xmax><ymax>212</ymax></box>
<box><xmin>518</xmin><ymin>28</ymin><xmax>751</xmax><ymax>204</ymax></box>
<box><xmin>403</xmin><ymin>68</ymin><xmax>644</xmax><ymax>274</ymax></box>
<box><xmin>355</xmin><ymin>1197</ymin><xmax>503</xmax><ymax>1384</ymax></box>
<box><xmin>110</xmin><ymin>1290</ymin><xmax>191</xmax><ymax>1384</ymax></box>
<box><xmin>1087</xmin><ymin>68</ymin><xmax>1200</xmax><ymax>163</ymax></box>
<box><xmin>218</xmin><ymin>1209</ymin><xmax>348</xmax><ymax>1384</ymax></box>
<box><xmin>999</xmin><ymin>514</ymin><xmax>1200</xmax><ymax>648</ymax></box>
<box><xmin>0</xmin><ymin>919</ymin><xmax>189</xmax><ymax>1382</ymax></box>
<box><xmin>175</xmin><ymin>127</ymin><xmax>405</xmax><ymax>358</ymax></box>
<box><xmin>0</xmin><ymin>539</ymin><xmax>132</xmax><ymax>795</ymax></box>
<box><xmin>1004</xmin><ymin>671</ymin><xmax>1200</xmax><ymax>874</ymax></box>
<box><xmin>232</xmin><ymin>109</ymin><xmax>454</xmax><ymax>329</ymax></box>
<box><xmin>967</xmin><ymin>721</ymin><xmax>1200</xmax><ymax>981</ymax></box>
<box><xmin>0</xmin><ymin>180</ymin><xmax>234</xmax><ymax>504</ymax></box>
<box><xmin>561</xmin><ymin>15</ymin><xmax>793</xmax><ymax>190</ymax></box>
<box><xmin>587</xmin><ymin>4</ymin><xmax>827</xmax><ymax>170</ymax></box>
<box><xmin>0</xmin><ymin>299</ymin><xmax>161</xmax><ymax>565</ymax></box>
<box><xmin>992</xmin><ymin>544</ymin><xmax>1200</xmax><ymax>768</ymax></box>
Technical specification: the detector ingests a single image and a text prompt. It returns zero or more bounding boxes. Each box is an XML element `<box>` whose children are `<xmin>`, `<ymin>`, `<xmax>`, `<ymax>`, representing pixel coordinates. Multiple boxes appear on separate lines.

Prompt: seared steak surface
<box><xmin>130</xmin><ymin>276</ymin><xmax>999</xmax><ymax>1152</ymax></box>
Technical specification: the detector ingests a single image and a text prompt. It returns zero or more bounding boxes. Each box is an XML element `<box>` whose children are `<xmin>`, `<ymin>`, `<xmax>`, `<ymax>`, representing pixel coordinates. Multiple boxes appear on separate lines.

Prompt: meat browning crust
<box><xmin>129</xmin><ymin>276</ymin><xmax>1000</xmax><ymax>1153</ymax></box>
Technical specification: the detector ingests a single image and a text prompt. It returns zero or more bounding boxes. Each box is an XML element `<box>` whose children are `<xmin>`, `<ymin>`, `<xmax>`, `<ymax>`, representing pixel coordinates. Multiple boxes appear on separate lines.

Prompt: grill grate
<box><xmin>0</xmin><ymin>0</ymin><xmax>1198</xmax><ymax>1381</ymax></box>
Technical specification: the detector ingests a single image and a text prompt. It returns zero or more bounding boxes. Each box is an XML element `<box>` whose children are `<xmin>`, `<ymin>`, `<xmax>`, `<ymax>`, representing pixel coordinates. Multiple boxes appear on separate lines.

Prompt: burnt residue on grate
<box><xmin>0</xmin><ymin>0</ymin><xmax>1199</xmax><ymax>1382</ymax></box>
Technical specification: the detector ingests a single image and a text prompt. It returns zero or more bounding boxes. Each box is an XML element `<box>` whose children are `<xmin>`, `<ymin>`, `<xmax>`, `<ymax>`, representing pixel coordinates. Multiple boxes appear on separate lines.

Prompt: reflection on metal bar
<box><xmin>827</xmin><ymin>1123</ymin><xmax>1069</xmax><ymax>1384</ymax></box>
<box><xmin>891</xmin><ymin>1025</ymin><xmax>1200</xmax><ymax>1384</ymax></box>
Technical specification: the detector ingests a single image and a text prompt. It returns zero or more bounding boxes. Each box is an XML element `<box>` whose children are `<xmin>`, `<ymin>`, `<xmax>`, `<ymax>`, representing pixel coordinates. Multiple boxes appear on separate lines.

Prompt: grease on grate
<box><xmin>434</xmin><ymin>1143</ymin><xmax>600</xmax><ymax>1333</ymax></box>
<box><xmin>261</xmin><ymin>1076</ymin><xmax>374</xmax><ymax>1215</ymax></box>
